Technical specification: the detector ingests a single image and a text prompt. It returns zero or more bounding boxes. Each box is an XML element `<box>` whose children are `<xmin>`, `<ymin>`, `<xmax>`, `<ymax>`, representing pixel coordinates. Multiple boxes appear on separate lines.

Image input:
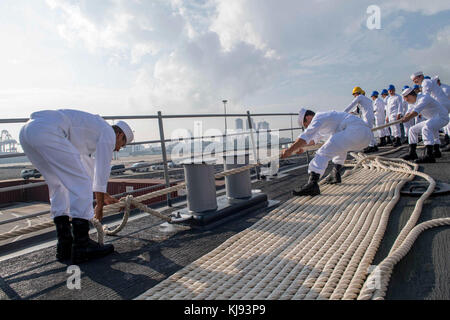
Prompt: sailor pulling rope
<box><xmin>17</xmin><ymin>109</ymin><xmax>135</xmax><ymax>265</ymax></box>
<box><xmin>0</xmin><ymin>117</ymin><xmax>403</xmax><ymax>246</ymax></box>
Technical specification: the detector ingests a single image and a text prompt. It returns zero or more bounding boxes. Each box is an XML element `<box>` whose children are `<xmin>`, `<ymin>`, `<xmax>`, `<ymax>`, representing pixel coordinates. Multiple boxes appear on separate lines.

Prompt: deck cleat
<box><xmin>169</xmin><ymin>212</ymin><xmax>194</xmax><ymax>224</ymax></box>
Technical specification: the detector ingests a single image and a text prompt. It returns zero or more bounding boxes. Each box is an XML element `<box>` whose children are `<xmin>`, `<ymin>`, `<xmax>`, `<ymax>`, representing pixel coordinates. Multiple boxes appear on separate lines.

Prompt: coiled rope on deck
<box><xmin>135</xmin><ymin>154</ymin><xmax>449</xmax><ymax>300</ymax></box>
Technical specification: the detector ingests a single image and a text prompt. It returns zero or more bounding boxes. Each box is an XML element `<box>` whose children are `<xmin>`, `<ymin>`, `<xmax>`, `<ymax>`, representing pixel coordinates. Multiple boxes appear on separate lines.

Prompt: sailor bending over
<box><xmin>401</xmin><ymin>88</ymin><xmax>449</xmax><ymax>163</ymax></box>
<box><xmin>280</xmin><ymin>109</ymin><xmax>371</xmax><ymax>197</ymax></box>
<box><xmin>20</xmin><ymin>109</ymin><xmax>134</xmax><ymax>264</ymax></box>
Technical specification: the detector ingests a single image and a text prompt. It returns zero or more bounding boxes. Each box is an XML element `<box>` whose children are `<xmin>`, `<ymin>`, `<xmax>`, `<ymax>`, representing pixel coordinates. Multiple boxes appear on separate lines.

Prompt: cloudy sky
<box><xmin>1</xmin><ymin>0</ymin><xmax>449</xmax><ymax>141</ymax></box>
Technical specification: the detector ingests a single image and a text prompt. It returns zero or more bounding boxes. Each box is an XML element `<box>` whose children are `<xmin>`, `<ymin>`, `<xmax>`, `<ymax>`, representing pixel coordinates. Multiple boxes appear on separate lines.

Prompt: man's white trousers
<box><xmin>308</xmin><ymin>124</ymin><xmax>372</xmax><ymax>176</ymax></box>
<box><xmin>374</xmin><ymin>116</ymin><xmax>389</xmax><ymax>138</ymax></box>
<box><xmin>388</xmin><ymin>115</ymin><xmax>401</xmax><ymax>138</ymax></box>
<box><xmin>408</xmin><ymin>117</ymin><xmax>449</xmax><ymax>146</ymax></box>
<box><xmin>19</xmin><ymin>119</ymin><xmax>94</xmax><ymax>220</ymax></box>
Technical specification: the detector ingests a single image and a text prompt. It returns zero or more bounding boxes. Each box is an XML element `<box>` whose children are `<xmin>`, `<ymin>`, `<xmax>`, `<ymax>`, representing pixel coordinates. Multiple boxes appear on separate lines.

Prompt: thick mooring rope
<box><xmin>135</xmin><ymin>154</ymin><xmax>449</xmax><ymax>300</ymax></box>
<box><xmin>0</xmin><ymin>163</ymin><xmax>259</xmax><ymax>242</ymax></box>
<box><xmin>0</xmin><ymin>120</ymin><xmax>404</xmax><ymax>242</ymax></box>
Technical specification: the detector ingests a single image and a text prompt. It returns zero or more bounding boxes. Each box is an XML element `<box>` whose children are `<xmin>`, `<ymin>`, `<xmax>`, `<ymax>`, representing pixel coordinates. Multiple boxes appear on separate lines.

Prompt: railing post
<box><xmin>157</xmin><ymin>111</ymin><xmax>172</xmax><ymax>207</ymax></box>
<box><xmin>290</xmin><ymin>115</ymin><xmax>294</xmax><ymax>142</ymax></box>
<box><xmin>247</xmin><ymin>111</ymin><xmax>261</xmax><ymax>180</ymax></box>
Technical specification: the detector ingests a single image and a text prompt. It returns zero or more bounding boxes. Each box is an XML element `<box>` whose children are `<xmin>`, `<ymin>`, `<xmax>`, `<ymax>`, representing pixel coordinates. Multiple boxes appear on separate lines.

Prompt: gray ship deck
<box><xmin>0</xmin><ymin>146</ymin><xmax>448</xmax><ymax>300</ymax></box>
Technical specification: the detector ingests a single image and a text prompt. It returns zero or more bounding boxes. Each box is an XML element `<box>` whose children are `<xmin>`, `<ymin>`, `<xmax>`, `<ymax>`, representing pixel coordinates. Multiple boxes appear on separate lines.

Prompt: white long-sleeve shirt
<box><xmin>31</xmin><ymin>109</ymin><xmax>116</xmax><ymax>193</ymax></box>
<box><xmin>373</xmin><ymin>97</ymin><xmax>386</xmax><ymax>120</ymax></box>
<box><xmin>422</xmin><ymin>78</ymin><xmax>450</xmax><ymax>112</ymax></box>
<box><xmin>401</xmin><ymin>99</ymin><xmax>408</xmax><ymax>116</ymax></box>
<box><xmin>298</xmin><ymin>111</ymin><xmax>368</xmax><ymax>144</ymax></box>
<box><xmin>343</xmin><ymin>94</ymin><xmax>375</xmax><ymax>123</ymax></box>
<box><xmin>411</xmin><ymin>94</ymin><xmax>448</xmax><ymax>121</ymax></box>
<box><xmin>386</xmin><ymin>94</ymin><xmax>403</xmax><ymax>118</ymax></box>
<box><xmin>440</xmin><ymin>83</ymin><xmax>450</xmax><ymax>98</ymax></box>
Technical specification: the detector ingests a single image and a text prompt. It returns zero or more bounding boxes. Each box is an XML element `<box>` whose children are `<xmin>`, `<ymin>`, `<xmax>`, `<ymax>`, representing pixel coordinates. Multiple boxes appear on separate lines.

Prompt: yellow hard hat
<box><xmin>352</xmin><ymin>86</ymin><xmax>363</xmax><ymax>95</ymax></box>
<box><xmin>361</xmin><ymin>90</ymin><xmax>366</xmax><ymax>95</ymax></box>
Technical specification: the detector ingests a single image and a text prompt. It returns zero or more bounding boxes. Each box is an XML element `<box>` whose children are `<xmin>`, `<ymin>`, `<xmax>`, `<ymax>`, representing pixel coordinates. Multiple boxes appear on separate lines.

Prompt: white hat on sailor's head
<box><xmin>402</xmin><ymin>87</ymin><xmax>414</xmax><ymax>97</ymax></box>
<box><xmin>298</xmin><ymin>108</ymin><xmax>307</xmax><ymax>128</ymax></box>
<box><xmin>115</xmin><ymin>121</ymin><xmax>134</xmax><ymax>145</ymax></box>
<box><xmin>410</xmin><ymin>71</ymin><xmax>423</xmax><ymax>81</ymax></box>
<box><xmin>432</xmin><ymin>75</ymin><xmax>439</xmax><ymax>81</ymax></box>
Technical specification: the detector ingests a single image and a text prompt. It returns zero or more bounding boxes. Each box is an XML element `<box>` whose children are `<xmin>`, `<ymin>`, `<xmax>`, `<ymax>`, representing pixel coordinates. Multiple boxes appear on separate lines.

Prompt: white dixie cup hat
<box><xmin>402</xmin><ymin>87</ymin><xmax>414</xmax><ymax>97</ymax></box>
<box><xmin>116</xmin><ymin>121</ymin><xmax>134</xmax><ymax>145</ymax></box>
<box><xmin>298</xmin><ymin>108</ymin><xmax>307</xmax><ymax>129</ymax></box>
<box><xmin>410</xmin><ymin>71</ymin><xmax>423</xmax><ymax>81</ymax></box>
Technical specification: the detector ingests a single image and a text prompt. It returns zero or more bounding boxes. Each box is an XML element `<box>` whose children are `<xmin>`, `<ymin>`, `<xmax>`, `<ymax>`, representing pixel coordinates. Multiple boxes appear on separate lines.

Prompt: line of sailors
<box><xmin>281</xmin><ymin>71</ymin><xmax>450</xmax><ymax>197</ymax></box>
<box><xmin>19</xmin><ymin>72</ymin><xmax>450</xmax><ymax>263</ymax></box>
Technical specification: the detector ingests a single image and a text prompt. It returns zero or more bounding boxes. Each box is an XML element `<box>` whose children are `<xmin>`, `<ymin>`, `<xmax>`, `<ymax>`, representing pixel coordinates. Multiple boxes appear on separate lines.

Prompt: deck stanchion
<box><xmin>158</xmin><ymin>111</ymin><xmax>172</xmax><ymax>207</ymax></box>
<box><xmin>247</xmin><ymin>111</ymin><xmax>261</xmax><ymax>180</ymax></box>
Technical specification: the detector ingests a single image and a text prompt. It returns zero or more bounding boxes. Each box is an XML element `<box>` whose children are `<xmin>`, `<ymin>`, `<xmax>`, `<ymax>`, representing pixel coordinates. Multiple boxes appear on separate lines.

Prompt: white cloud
<box><xmin>129</xmin><ymin>32</ymin><xmax>283</xmax><ymax>113</ymax></box>
<box><xmin>46</xmin><ymin>0</ymin><xmax>185</xmax><ymax>62</ymax></box>
<box><xmin>383</xmin><ymin>0</ymin><xmax>450</xmax><ymax>16</ymax></box>
<box><xmin>3</xmin><ymin>0</ymin><xmax>448</xmax><ymax>123</ymax></box>
<box><xmin>407</xmin><ymin>25</ymin><xmax>450</xmax><ymax>80</ymax></box>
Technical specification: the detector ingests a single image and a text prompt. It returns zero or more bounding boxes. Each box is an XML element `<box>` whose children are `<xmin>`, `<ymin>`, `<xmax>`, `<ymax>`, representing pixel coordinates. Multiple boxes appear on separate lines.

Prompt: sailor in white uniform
<box><xmin>435</xmin><ymin>76</ymin><xmax>450</xmax><ymax>98</ymax></box>
<box><xmin>411</xmin><ymin>72</ymin><xmax>450</xmax><ymax>112</ymax></box>
<box><xmin>434</xmin><ymin>76</ymin><xmax>450</xmax><ymax>147</ymax></box>
<box><xmin>401</xmin><ymin>88</ymin><xmax>449</xmax><ymax>163</ymax></box>
<box><xmin>401</xmin><ymin>86</ymin><xmax>415</xmax><ymax>142</ymax></box>
<box><xmin>343</xmin><ymin>87</ymin><xmax>377</xmax><ymax>152</ymax></box>
<box><xmin>19</xmin><ymin>109</ymin><xmax>134</xmax><ymax>264</ymax></box>
<box><xmin>380</xmin><ymin>89</ymin><xmax>393</xmax><ymax>144</ymax></box>
<box><xmin>385</xmin><ymin>84</ymin><xmax>403</xmax><ymax>147</ymax></box>
<box><xmin>371</xmin><ymin>91</ymin><xmax>389</xmax><ymax>146</ymax></box>
<box><xmin>411</xmin><ymin>71</ymin><xmax>450</xmax><ymax>149</ymax></box>
<box><xmin>413</xmin><ymin>85</ymin><xmax>425</xmax><ymax>125</ymax></box>
<box><xmin>280</xmin><ymin>109</ymin><xmax>371</xmax><ymax>197</ymax></box>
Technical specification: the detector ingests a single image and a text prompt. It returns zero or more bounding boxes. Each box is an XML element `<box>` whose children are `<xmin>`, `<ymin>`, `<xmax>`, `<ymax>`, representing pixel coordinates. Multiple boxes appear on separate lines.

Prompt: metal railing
<box><xmin>0</xmin><ymin>111</ymin><xmax>306</xmax><ymax>207</ymax></box>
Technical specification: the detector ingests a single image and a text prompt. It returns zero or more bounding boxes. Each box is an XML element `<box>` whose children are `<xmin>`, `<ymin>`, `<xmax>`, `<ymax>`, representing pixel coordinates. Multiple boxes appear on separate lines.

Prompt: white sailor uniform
<box><xmin>299</xmin><ymin>111</ymin><xmax>372</xmax><ymax>176</ymax></box>
<box><xmin>19</xmin><ymin>110</ymin><xmax>116</xmax><ymax>220</ymax></box>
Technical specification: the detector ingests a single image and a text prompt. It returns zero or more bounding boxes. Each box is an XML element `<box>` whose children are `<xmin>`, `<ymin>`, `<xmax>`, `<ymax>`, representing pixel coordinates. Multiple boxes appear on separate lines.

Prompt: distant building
<box><xmin>257</xmin><ymin>121</ymin><xmax>270</xmax><ymax>131</ymax></box>
<box><xmin>235</xmin><ymin>119</ymin><xmax>244</xmax><ymax>130</ymax></box>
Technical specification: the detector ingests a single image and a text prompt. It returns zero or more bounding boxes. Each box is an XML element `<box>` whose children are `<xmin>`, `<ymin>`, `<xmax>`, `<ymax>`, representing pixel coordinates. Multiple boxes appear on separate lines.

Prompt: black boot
<box><xmin>393</xmin><ymin>137</ymin><xmax>402</xmax><ymax>147</ymax></box>
<box><xmin>325</xmin><ymin>164</ymin><xmax>342</xmax><ymax>184</ymax></box>
<box><xmin>54</xmin><ymin>216</ymin><xmax>73</xmax><ymax>262</ymax></box>
<box><xmin>443</xmin><ymin>134</ymin><xmax>450</xmax><ymax>146</ymax></box>
<box><xmin>433</xmin><ymin>144</ymin><xmax>442</xmax><ymax>158</ymax></box>
<box><xmin>71</xmin><ymin>218</ymin><xmax>114</xmax><ymax>265</ymax></box>
<box><xmin>377</xmin><ymin>137</ymin><xmax>387</xmax><ymax>147</ymax></box>
<box><xmin>402</xmin><ymin>144</ymin><xmax>418</xmax><ymax>161</ymax></box>
<box><xmin>363</xmin><ymin>146</ymin><xmax>378</xmax><ymax>153</ymax></box>
<box><xmin>386</xmin><ymin>136</ymin><xmax>392</xmax><ymax>145</ymax></box>
<box><xmin>442</xmin><ymin>144</ymin><xmax>450</xmax><ymax>152</ymax></box>
<box><xmin>293</xmin><ymin>172</ymin><xmax>321</xmax><ymax>197</ymax></box>
<box><xmin>415</xmin><ymin>145</ymin><xmax>436</xmax><ymax>164</ymax></box>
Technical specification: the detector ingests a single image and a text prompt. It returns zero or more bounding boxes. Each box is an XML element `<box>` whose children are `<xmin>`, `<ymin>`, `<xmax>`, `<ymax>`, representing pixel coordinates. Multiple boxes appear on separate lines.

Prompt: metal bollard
<box><xmin>223</xmin><ymin>153</ymin><xmax>252</xmax><ymax>200</ymax></box>
<box><xmin>183</xmin><ymin>159</ymin><xmax>218</xmax><ymax>213</ymax></box>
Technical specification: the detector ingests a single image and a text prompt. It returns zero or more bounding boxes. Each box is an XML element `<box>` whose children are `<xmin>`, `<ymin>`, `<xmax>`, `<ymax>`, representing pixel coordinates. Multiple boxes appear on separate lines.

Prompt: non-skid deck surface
<box><xmin>0</xmin><ymin>149</ymin><xmax>448</xmax><ymax>300</ymax></box>
<box><xmin>137</xmin><ymin>166</ymin><xmax>411</xmax><ymax>300</ymax></box>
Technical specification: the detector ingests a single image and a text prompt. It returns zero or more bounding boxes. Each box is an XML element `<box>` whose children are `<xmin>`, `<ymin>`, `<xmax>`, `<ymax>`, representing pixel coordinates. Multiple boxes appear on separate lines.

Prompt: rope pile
<box><xmin>135</xmin><ymin>154</ymin><xmax>449</xmax><ymax>300</ymax></box>
<box><xmin>0</xmin><ymin>119</ymin><xmax>447</xmax><ymax>299</ymax></box>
